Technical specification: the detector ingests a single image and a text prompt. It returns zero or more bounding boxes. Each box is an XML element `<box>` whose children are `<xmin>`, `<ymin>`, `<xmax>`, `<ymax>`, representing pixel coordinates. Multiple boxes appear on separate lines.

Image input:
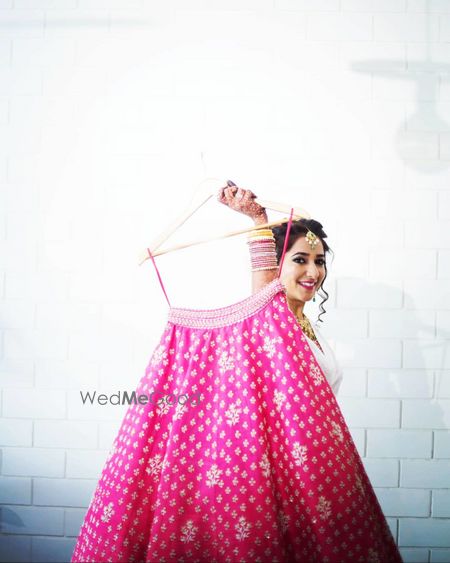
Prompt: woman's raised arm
<box><xmin>217</xmin><ymin>182</ymin><xmax>279</xmax><ymax>294</ymax></box>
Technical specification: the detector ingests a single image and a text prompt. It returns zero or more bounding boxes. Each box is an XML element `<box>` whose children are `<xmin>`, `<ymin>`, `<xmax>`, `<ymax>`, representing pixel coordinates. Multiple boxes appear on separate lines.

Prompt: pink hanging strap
<box><xmin>146</xmin><ymin>248</ymin><xmax>171</xmax><ymax>308</ymax></box>
<box><xmin>277</xmin><ymin>207</ymin><xmax>295</xmax><ymax>278</ymax></box>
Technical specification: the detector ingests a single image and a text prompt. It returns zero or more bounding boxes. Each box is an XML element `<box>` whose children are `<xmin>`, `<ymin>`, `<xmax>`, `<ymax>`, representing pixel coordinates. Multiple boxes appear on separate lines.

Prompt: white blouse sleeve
<box><xmin>309</xmin><ymin>323</ymin><xmax>344</xmax><ymax>397</ymax></box>
<box><xmin>331</xmin><ymin>362</ymin><xmax>343</xmax><ymax>396</ymax></box>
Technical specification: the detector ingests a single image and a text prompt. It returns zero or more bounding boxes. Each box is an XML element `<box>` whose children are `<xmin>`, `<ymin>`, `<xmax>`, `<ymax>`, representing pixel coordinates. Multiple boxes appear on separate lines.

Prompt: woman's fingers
<box><xmin>217</xmin><ymin>184</ymin><xmax>259</xmax><ymax>213</ymax></box>
<box><xmin>217</xmin><ymin>186</ymin><xmax>237</xmax><ymax>207</ymax></box>
<box><xmin>217</xmin><ymin>186</ymin><xmax>227</xmax><ymax>203</ymax></box>
<box><xmin>224</xmin><ymin>186</ymin><xmax>237</xmax><ymax>200</ymax></box>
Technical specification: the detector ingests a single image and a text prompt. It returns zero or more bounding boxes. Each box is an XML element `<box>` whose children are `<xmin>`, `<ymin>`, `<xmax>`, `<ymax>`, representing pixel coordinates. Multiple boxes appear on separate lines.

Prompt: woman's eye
<box><xmin>294</xmin><ymin>258</ymin><xmax>325</xmax><ymax>266</ymax></box>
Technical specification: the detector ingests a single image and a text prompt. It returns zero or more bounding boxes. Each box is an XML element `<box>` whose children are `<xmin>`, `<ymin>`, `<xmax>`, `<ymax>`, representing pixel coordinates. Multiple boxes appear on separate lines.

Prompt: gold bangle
<box><xmin>247</xmin><ymin>228</ymin><xmax>274</xmax><ymax>240</ymax></box>
<box><xmin>247</xmin><ymin>236</ymin><xmax>275</xmax><ymax>242</ymax></box>
<box><xmin>251</xmin><ymin>266</ymin><xmax>279</xmax><ymax>272</ymax></box>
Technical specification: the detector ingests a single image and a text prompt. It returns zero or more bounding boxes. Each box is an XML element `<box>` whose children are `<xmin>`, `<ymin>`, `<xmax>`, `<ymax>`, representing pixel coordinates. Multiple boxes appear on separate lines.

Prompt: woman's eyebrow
<box><xmin>292</xmin><ymin>252</ymin><xmax>326</xmax><ymax>258</ymax></box>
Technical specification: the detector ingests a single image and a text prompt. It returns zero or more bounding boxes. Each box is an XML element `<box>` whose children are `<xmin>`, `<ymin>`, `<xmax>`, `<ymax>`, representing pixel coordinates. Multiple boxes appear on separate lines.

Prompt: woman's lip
<box><xmin>298</xmin><ymin>281</ymin><xmax>316</xmax><ymax>291</ymax></box>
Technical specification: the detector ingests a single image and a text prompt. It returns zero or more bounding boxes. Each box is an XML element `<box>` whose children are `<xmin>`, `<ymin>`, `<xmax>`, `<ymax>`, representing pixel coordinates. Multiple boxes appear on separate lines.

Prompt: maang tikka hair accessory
<box><xmin>283</xmin><ymin>215</ymin><xmax>320</xmax><ymax>250</ymax></box>
<box><xmin>306</xmin><ymin>229</ymin><xmax>319</xmax><ymax>250</ymax></box>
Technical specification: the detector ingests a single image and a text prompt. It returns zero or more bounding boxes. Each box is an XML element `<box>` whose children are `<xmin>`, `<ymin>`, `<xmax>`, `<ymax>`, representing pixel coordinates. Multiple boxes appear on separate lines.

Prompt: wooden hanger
<box><xmin>138</xmin><ymin>178</ymin><xmax>311</xmax><ymax>265</ymax></box>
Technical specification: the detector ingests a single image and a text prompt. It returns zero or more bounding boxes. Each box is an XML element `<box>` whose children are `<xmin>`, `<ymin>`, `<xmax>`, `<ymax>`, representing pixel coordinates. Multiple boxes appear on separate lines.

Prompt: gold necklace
<box><xmin>296</xmin><ymin>314</ymin><xmax>317</xmax><ymax>342</ymax></box>
<box><xmin>297</xmin><ymin>315</ymin><xmax>324</xmax><ymax>353</ymax></box>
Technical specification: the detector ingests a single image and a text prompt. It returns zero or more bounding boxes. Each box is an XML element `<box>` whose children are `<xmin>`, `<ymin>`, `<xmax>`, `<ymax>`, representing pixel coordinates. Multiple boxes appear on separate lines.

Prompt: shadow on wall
<box><xmin>352</xmin><ymin>0</ymin><xmax>450</xmax><ymax>174</ymax></box>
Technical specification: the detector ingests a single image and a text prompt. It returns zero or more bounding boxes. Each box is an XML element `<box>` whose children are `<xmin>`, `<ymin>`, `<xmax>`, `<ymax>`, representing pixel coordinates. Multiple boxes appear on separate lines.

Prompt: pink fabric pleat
<box><xmin>72</xmin><ymin>276</ymin><xmax>403</xmax><ymax>563</ymax></box>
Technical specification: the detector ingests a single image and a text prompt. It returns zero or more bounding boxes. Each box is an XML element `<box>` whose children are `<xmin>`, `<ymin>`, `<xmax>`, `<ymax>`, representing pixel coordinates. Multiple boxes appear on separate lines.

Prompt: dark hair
<box><xmin>271</xmin><ymin>218</ymin><xmax>334</xmax><ymax>324</ymax></box>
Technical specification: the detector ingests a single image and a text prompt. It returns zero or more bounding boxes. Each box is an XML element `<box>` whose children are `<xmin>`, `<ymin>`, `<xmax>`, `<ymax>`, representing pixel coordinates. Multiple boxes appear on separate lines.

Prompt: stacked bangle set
<box><xmin>247</xmin><ymin>227</ymin><xmax>278</xmax><ymax>272</ymax></box>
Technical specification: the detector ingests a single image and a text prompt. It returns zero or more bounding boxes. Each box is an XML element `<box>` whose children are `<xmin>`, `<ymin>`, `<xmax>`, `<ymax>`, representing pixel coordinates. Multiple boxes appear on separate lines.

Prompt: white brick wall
<box><xmin>434</xmin><ymin>431</ymin><xmax>450</xmax><ymax>457</ymax></box>
<box><xmin>30</xmin><ymin>538</ymin><xmax>76</xmax><ymax>563</ymax></box>
<box><xmin>363</xmin><ymin>457</ymin><xmax>399</xmax><ymax>487</ymax></box>
<box><xmin>1</xmin><ymin>2</ymin><xmax>449</xmax><ymax>561</ymax></box>
<box><xmin>368</xmin><ymin>369</ymin><xmax>434</xmax><ymax>398</ymax></box>
<box><xmin>33</xmin><ymin>421</ymin><xmax>97</xmax><ymax>449</ymax></box>
<box><xmin>367</xmin><ymin>429</ymin><xmax>432</xmax><ymax>458</ymax></box>
<box><xmin>3</xmin><ymin>389</ymin><xmax>66</xmax><ymax>419</ymax></box>
<box><xmin>2</xmin><ymin>448</ymin><xmax>65</xmax><ymax>478</ymax></box>
<box><xmin>0</xmin><ymin>419</ymin><xmax>32</xmax><ymax>446</ymax></box>
<box><xmin>65</xmin><ymin>450</ymin><xmax>107</xmax><ymax>479</ymax></box>
<box><xmin>0</xmin><ymin>477</ymin><xmax>31</xmax><ymax>504</ymax></box>
<box><xmin>401</xmin><ymin>460</ymin><xmax>450</xmax><ymax>488</ymax></box>
<box><xmin>375</xmin><ymin>487</ymin><xmax>431</xmax><ymax>517</ymax></box>
<box><xmin>1</xmin><ymin>506</ymin><xmax>64</xmax><ymax>536</ymax></box>
<box><xmin>0</xmin><ymin>536</ymin><xmax>31</xmax><ymax>563</ymax></box>
<box><xmin>400</xmin><ymin>518</ymin><xmax>450</xmax><ymax>547</ymax></box>
<box><xmin>64</xmin><ymin>509</ymin><xmax>86</xmax><ymax>537</ymax></box>
<box><xmin>33</xmin><ymin>479</ymin><xmax>96</xmax><ymax>508</ymax></box>
<box><xmin>432</xmin><ymin>490</ymin><xmax>450</xmax><ymax>517</ymax></box>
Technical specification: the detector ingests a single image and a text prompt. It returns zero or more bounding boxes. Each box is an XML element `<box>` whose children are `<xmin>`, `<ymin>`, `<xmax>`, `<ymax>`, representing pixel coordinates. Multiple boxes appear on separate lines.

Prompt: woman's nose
<box><xmin>306</xmin><ymin>262</ymin><xmax>319</xmax><ymax>277</ymax></box>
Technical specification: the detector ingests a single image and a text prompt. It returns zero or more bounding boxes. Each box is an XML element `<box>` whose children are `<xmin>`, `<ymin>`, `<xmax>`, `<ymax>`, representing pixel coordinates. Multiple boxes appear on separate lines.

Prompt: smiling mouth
<box><xmin>298</xmin><ymin>281</ymin><xmax>316</xmax><ymax>291</ymax></box>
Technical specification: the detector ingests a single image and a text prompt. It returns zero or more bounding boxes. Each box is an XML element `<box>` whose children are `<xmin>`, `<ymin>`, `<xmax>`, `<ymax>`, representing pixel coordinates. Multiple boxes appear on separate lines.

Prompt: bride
<box><xmin>218</xmin><ymin>180</ymin><xmax>343</xmax><ymax>397</ymax></box>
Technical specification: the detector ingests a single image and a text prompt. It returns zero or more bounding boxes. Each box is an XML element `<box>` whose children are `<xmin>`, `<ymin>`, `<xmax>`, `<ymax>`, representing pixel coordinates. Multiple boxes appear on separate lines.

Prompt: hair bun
<box><xmin>272</xmin><ymin>218</ymin><xmax>327</xmax><ymax>239</ymax></box>
<box><xmin>306</xmin><ymin>219</ymin><xmax>327</xmax><ymax>238</ymax></box>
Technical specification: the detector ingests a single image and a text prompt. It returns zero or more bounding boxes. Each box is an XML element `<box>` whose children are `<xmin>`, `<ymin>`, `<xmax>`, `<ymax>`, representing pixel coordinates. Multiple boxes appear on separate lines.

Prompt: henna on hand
<box><xmin>217</xmin><ymin>182</ymin><xmax>267</xmax><ymax>221</ymax></box>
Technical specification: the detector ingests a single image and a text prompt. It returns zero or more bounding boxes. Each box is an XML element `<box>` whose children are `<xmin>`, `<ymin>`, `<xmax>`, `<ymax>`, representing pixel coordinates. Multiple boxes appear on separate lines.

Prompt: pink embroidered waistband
<box><xmin>167</xmin><ymin>278</ymin><xmax>285</xmax><ymax>329</ymax></box>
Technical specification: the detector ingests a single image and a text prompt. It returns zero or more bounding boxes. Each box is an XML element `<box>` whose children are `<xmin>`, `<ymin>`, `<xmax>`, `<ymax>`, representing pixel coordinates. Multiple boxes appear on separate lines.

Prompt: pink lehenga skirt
<box><xmin>72</xmin><ymin>278</ymin><xmax>403</xmax><ymax>563</ymax></box>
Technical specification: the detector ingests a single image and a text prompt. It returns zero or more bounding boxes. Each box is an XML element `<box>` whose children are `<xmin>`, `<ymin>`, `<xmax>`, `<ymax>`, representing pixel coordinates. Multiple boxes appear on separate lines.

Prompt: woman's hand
<box><xmin>217</xmin><ymin>180</ymin><xmax>268</xmax><ymax>224</ymax></box>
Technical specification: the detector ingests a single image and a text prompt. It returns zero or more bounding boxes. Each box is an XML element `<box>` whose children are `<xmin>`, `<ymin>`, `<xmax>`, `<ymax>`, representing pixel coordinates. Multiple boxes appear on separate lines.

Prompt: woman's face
<box><xmin>279</xmin><ymin>235</ymin><xmax>326</xmax><ymax>304</ymax></box>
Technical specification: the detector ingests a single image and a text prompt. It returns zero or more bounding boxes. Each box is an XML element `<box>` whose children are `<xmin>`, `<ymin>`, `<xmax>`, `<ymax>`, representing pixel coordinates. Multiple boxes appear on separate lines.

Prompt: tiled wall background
<box><xmin>1</xmin><ymin>1</ymin><xmax>450</xmax><ymax>562</ymax></box>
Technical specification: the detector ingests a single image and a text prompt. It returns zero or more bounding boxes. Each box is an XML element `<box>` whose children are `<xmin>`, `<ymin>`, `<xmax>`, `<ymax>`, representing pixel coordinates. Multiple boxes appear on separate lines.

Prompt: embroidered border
<box><xmin>167</xmin><ymin>278</ymin><xmax>285</xmax><ymax>329</ymax></box>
